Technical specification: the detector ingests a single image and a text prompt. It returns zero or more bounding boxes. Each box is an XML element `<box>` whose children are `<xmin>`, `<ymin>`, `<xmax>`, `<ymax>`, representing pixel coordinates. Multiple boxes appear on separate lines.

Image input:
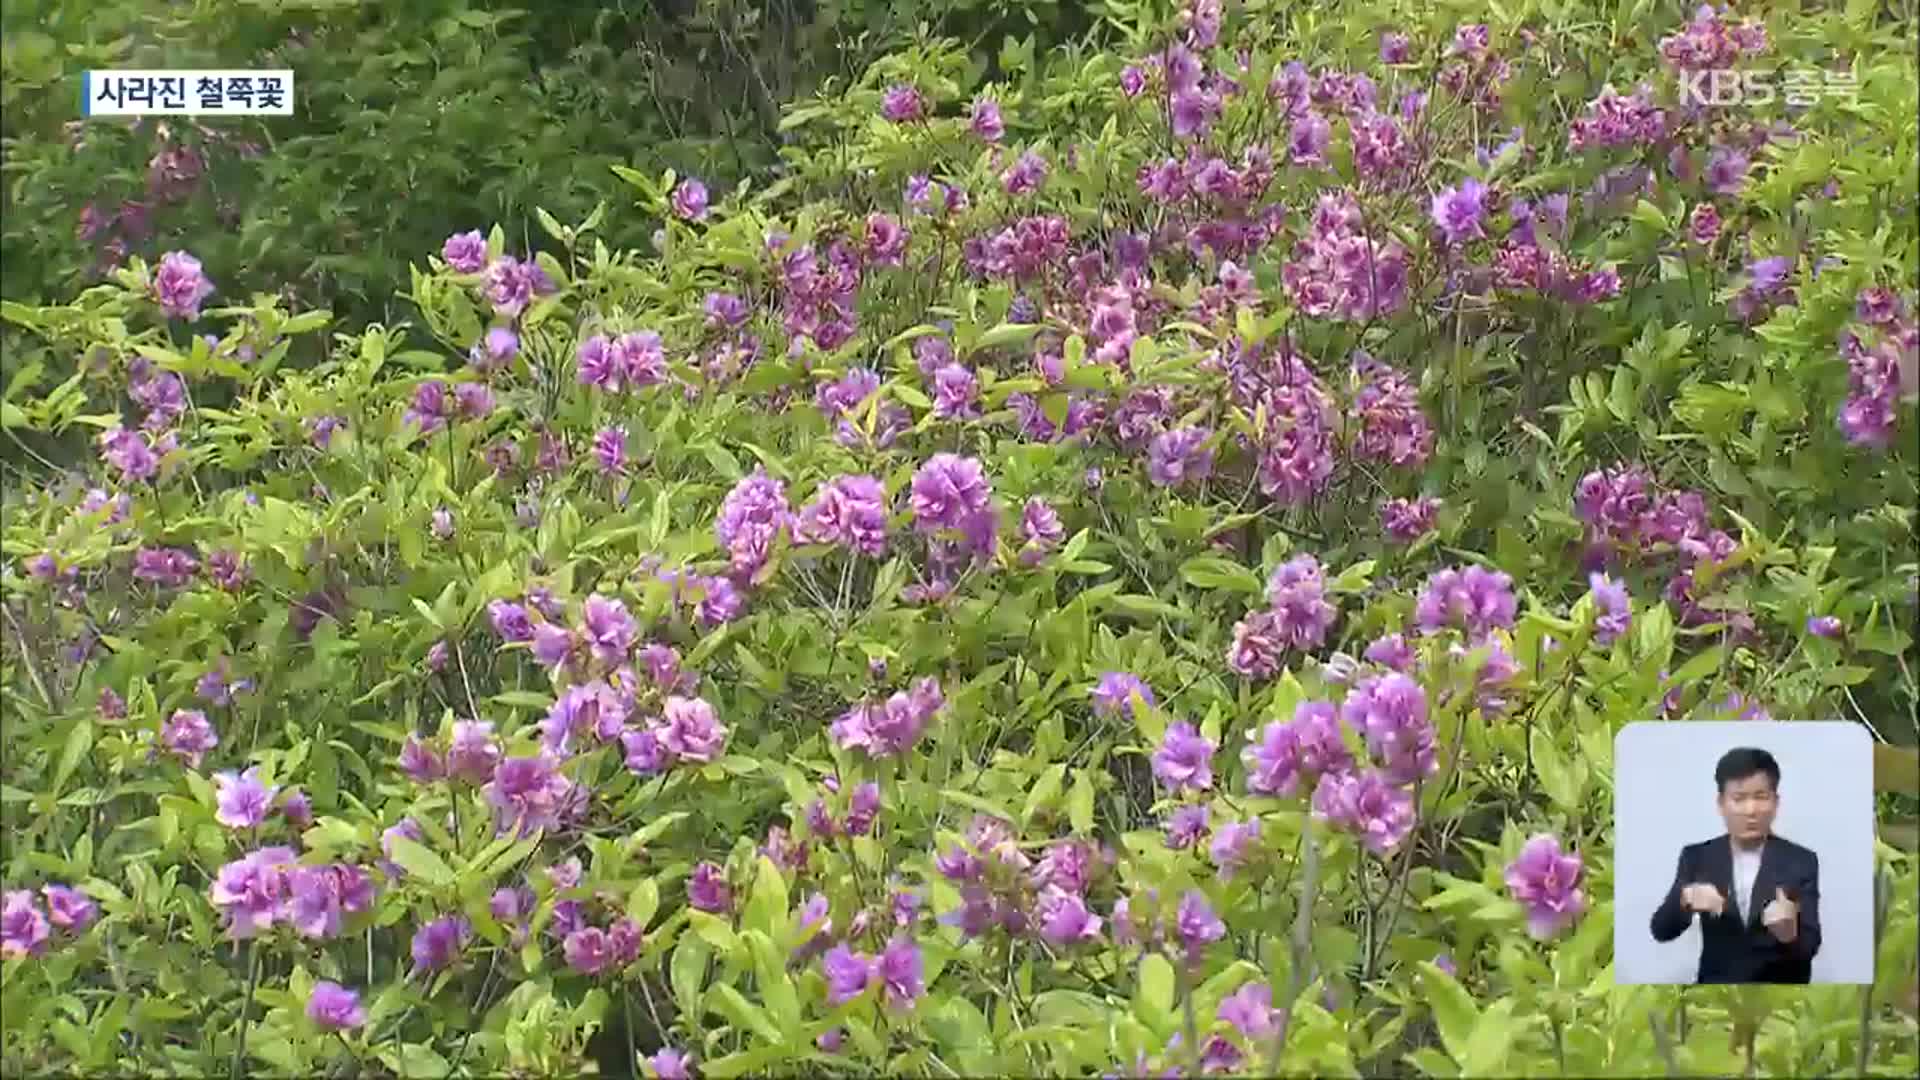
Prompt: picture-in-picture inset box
<box><xmin>1614</xmin><ymin>721</ymin><xmax>1875</xmax><ymax>985</ymax></box>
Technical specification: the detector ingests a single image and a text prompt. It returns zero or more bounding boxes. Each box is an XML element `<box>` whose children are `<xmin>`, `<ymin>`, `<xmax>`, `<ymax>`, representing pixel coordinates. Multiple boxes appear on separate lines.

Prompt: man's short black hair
<box><xmin>1715</xmin><ymin>746</ymin><xmax>1781</xmax><ymax>793</ymax></box>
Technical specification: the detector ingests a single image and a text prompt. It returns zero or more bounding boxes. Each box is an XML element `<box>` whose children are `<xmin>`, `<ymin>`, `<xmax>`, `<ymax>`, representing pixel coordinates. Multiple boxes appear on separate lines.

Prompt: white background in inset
<box><xmin>1613</xmin><ymin>721</ymin><xmax>1876</xmax><ymax>985</ymax></box>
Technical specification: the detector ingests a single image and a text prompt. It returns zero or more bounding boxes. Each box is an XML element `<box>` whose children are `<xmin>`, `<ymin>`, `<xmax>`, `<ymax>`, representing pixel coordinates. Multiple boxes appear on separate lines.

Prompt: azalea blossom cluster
<box><xmin>1346</xmin><ymin>353</ymin><xmax>1435</xmax><ymax>469</ymax></box>
<box><xmin>1835</xmin><ymin>287</ymin><xmax>1918</xmax><ymax>449</ymax></box>
<box><xmin>1216</xmin><ymin>337</ymin><xmax>1339</xmax><ymax>505</ymax></box>
<box><xmin>1655</xmin><ymin>3</ymin><xmax>1769</xmax><ymax>73</ymax></box>
<box><xmin>1571</xmin><ymin>463</ymin><xmax>1749</xmax><ymax>630</ymax></box>
<box><xmin>1503</xmin><ymin>833</ymin><xmax>1589</xmax><ymax>940</ymax></box>
<box><xmin>1</xmin><ymin>884</ymin><xmax>99</xmax><ymax>958</ymax></box>
<box><xmin>209</xmin><ymin>847</ymin><xmax>376</xmax><ymax>941</ymax></box>
<box><xmin>931</xmin><ymin>816</ymin><xmax>1115</xmax><ymax>949</ymax></box>
<box><xmin>1281</xmin><ymin>191</ymin><xmax>1411</xmax><ymax>321</ymax></box>
<box><xmin>1227</xmin><ymin>553</ymin><xmax>1341</xmax><ymax>679</ymax></box>
<box><xmin>830</xmin><ymin>678</ymin><xmax>946</xmax><ymax>759</ymax></box>
<box><xmin>7</xmin><ymin>5</ymin><xmax>1910</xmax><ymax>1075</ymax></box>
<box><xmin>541</xmin><ymin>860</ymin><xmax>646</xmax><ymax>977</ymax></box>
<box><xmin>814</xmin><ymin>367</ymin><xmax>911</xmax><ymax>450</ymax></box>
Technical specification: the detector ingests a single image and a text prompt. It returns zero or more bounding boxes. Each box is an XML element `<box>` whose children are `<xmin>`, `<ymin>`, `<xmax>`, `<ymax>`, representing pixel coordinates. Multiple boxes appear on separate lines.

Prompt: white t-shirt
<box><xmin>1731</xmin><ymin>840</ymin><xmax>1764</xmax><ymax>920</ymax></box>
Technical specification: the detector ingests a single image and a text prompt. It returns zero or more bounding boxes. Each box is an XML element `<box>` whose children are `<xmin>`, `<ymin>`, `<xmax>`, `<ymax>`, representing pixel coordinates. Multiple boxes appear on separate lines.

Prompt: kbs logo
<box><xmin>1676</xmin><ymin>68</ymin><xmax>1857</xmax><ymax>108</ymax></box>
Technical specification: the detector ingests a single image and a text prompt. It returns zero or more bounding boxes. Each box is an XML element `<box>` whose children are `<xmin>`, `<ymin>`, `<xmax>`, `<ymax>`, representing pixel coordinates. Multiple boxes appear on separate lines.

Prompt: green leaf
<box><xmin>671</xmin><ymin>935</ymin><xmax>709</xmax><ymax>1017</ymax></box>
<box><xmin>1067</xmin><ymin>771</ymin><xmax>1095</xmax><ymax>834</ymax></box>
<box><xmin>942</xmin><ymin>789</ymin><xmax>1017</xmax><ymax>822</ymax></box>
<box><xmin>1135</xmin><ymin>952</ymin><xmax>1175</xmax><ymax>1020</ymax></box>
<box><xmin>1103</xmin><ymin>594</ymin><xmax>1183</xmax><ymax>621</ymax></box>
<box><xmin>1418</xmin><ymin>960</ymin><xmax>1480</xmax><ymax>1065</ymax></box>
<box><xmin>376</xmin><ymin>1044</ymin><xmax>450</xmax><ymax>1079</ymax></box>
<box><xmin>1023</xmin><ymin>764</ymin><xmax>1066</xmax><ymax>826</ymax></box>
<box><xmin>1875</xmin><ymin>744</ymin><xmax>1920</xmax><ymax>796</ymax></box>
<box><xmin>1327</xmin><ymin>560</ymin><xmax>1376</xmax><ymax>595</ymax></box>
<box><xmin>689</xmin><ymin>910</ymin><xmax>738</xmax><ymax>953</ymax></box>
<box><xmin>411</xmin><ymin>597</ymin><xmax>444</xmax><ymax>631</ymax></box>
<box><xmin>743</xmin><ymin>929</ymin><xmax>801</xmax><ymax>1042</ymax></box>
<box><xmin>1179</xmin><ymin>556</ymin><xmax>1264</xmax><ymax>594</ymax></box>
<box><xmin>743</xmin><ymin>856</ymin><xmax>789</xmax><ymax>940</ymax></box>
<box><xmin>385</xmin><ymin>836</ymin><xmax>454</xmax><ymax>888</ymax></box>
<box><xmin>52</xmin><ymin>718</ymin><xmax>93</xmax><ymax>796</ymax></box>
<box><xmin>927</xmin><ymin>996</ymin><xmax>996</xmax><ymax>1073</ymax></box>
<box><xmin>1460</xmin><ymin>997</ymin><xmax>1517</xmax><ymax>1074</ymax></box>
<box><xmin>1668</xmin><ymin>646</ymin><xmax>1725</xmax><ymax>686</ymax></box>
<box><xmin>491</xmin><ymin>691</ymin><xmax>554</xmax><ymax>710</ymax></box>
<box><xmin>708</xmin><ymin>984</ymin><xmax>782</xmax><ymax>1045</ymax></box>
<box><xmin>476</xmin><ymin>835</ymin><xmax>538</xmax><ymax>880</ymax></box>
<box><xmin>699</xmin><ymin>1045</ymin><xmax>800</xmax><ymax>1079</ymax></box>
<box><xmin>975</xmin><ymin>323</ymin><xmax>1044</xmax><ymax>351</ymax></box>
<box><xmin>1529</xmin><ymin>727</ymin><xmax>1579</xmax><ymax>812</ymax></box>
<box><xmin>883</xmin><ymin>324</ymin><xmax>943</xmax><ymax>350</ymax></box>
<box><xmin>626</xmin><ymin>878</ymin><xmax>660</xmax><ymax>928</ymax></box>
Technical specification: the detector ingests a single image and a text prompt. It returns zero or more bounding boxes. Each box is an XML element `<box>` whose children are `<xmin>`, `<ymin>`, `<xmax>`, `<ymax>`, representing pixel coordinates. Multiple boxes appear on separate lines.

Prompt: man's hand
<box><xmin>1763</xmin><ymin>887</ymin><xmax>1799</xmax><ymax>943</ymax></box>
<box><xmin>1680</xmin><ymin>883</ymin><xmax>1727</xmax><ymax>916</ymax></box>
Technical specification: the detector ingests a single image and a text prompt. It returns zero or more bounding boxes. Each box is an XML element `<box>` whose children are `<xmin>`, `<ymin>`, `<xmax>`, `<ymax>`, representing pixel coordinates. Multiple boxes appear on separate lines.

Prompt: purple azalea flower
<box><xmin>209</xmin><ymin>846</ymin><xmax>297</xmax><ymax>939</ymax></box>
<box><xmin>1208</xmin><ymin>819</ymin><xmax>1262</xmax><ymax>880</ymax></box>
<box><xmin>564</xmin><ymin>926</ymin><xmax>617</xmax><ymax>974</ymax></box>
<box><xmin>687</xmin><ymin>862</ymin><xmax>732</xmax><ymax>914</ymax></box>
<box><xmin>793</xmin><ymin>474</ymin><xmax>890</xmax><ymax>557</ymax></box>
<box><xmin>648</xmin><ymin>1048</ymin><xmax>695</xmax><ymax>1080</ymax></box>
<box><xmin>442</xmin><ymin>230</ymin><xmax>488</xmax><ymax>273</ymax></box>
<box><xmin>658</xmin><ymin>696</ymin><xmax>727</xmax><ymax>763</ymax></box>
<box><xmin>881</xmin><ymin>83</ymin><xmax>925</xmax><ymax>123</ymax></box>
<box><xmin>1218</xmin><ymin>983</ymin><xmax>1277</xmax><ymax>1040</ymax></box>
<box><xmin>1164</xmin><ymin>804</ymin><xmax>1212</xmax><ymax>849</ymax></box>
<box><xmin>1151</xmin><ymin>722</ymin><xmax>1217</xmax><ymax>792</ymax></box>
<box><xmin>1266</xmin><ymin>554</ymin><xmax>1339</xmax><ymax>650</ymax></box>
<box><xmin>213</xmin><ymin>767</ymin><xmax>278</xmax><ymax>829</ymax></box>
<box><xmin>37</xmin><ymin>883</ymin><xmax>96</xmax><ymax>933</ymax></box>
<box><xmin>1340</xmin><ymin>673</ymin><xmax>1437</xmax><ymax>786</ymax></box>
<box><xmin>1381</xmin><ymin>496</ymin><xmax>1440</xmax><ymax>542</ymax></box>
<box><xmin>1589</xmin><ymin>572</ymin><xmax>1632</xmax><ymax>646</ymax></box>
<box><xmin>1</xmin><ymin>891</ymin><xmax>51</xmax><ymax>958</ymax></box>
<box><xmin>1503</xmin><ymin>834</ymin><xmax>1588</xmax><ymax>940</ymax></box>
<box><xmin>306</xmin><ymin>981</ymin><xmax>366</xmax><ymax>1030</ymax></box>
<box><xmin>581</xmin><ymin>594</ymin><xmax>639</xmax><ymax>665</ymax></box>
<box><xmin>1091</xmin><ymin>672</ymin><xmax>1155</xmax><ymax>719</ymax></box>
<box><xmin>1414</xmin><ymin>565</ymin><xmax>1517</xmax><ymax>639</ymax></box>
<box><xmin>1431</xmin><ymin>178</ymin><xmax>1490</xmax><ymax>245</ymax></box>
<box><xmin>672</xmin><ymin>179</ymin><xmax>710</xmax><ymax>222</ymax></box>
<box><xmin>400</xmin><ymin>736</ymin><xmax>447</xmax><ymax>784</ymax></box>
<box><xmin>1807</xmin><ymin>615</ymin><xmax>1843</xmax><ymax>639</ymax></box>
<box><xmin>822</xmin><ymin>945</ymin><xmax>873</xmax><ymax>1004</ymax></box>
<box><xmin>931</xmin><ymin>363</ymin><xmax>981</xmax><ymax>420</ymax></box>
<box><xmin>1312</xmin><ymin>769</ymin><xmax>1415</xmax><ymax>855</ymax></box>
<box><xmin>874</xmin><ymin>937</ymin><xmax>925</xmax><ymax>1008</ymax></box>
<box><xmin>410</xmin><ymin>914</ymin><xmax>472</xmax><ymax>975</ymax></box>
<box><xmin>971</xmin><ymin>98</ymin><xmax>1005</xmax><ymax>141</ymax></box>
<box><xmin>448</xmin><ymin>721</ymin><xmax>502</xmax><ymax>783</ymax></box>
<box><xmin>152</xmin><ymin>251</ymin><xmax>215</xmax><ymax>319</ymax></box>
<box><xmin>1244</xmin><ymin>700</ymin><xmax>1353</xmax><ymax>797</ymax></box>
<box><xmin>1173</xmin><ymin>890</ymin><xmax>1226</xmax><ymax>959</ymax></box>
<box><xmin>1035</xmin><ymin>886</ymin><xmax>1103</xmax><ymax>944</ymax></box>
<box><xmin>910</xmin><ymin>454</ymin><xmax>992</xmax><ymax>532</ymax></box>
<box><xmin>1147</xmin><ymin>427</ymin><xmax>1215</xmax><ymax>488</ymax></box>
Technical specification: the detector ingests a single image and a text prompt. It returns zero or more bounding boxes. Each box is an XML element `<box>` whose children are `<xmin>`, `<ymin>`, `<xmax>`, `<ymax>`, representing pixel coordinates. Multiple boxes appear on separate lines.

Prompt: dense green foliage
<box><xmin>2</xmin><ymin>1</ymin><xmax>1918</xmax><ymax>1078</ymax></box>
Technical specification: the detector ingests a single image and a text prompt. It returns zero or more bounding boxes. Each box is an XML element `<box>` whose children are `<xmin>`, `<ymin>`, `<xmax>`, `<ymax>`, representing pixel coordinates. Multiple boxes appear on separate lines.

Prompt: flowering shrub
<box><xmin>3</xmin><ymin>2</ymin><xmax>1919</xmax><ymax>1077</ymax></box>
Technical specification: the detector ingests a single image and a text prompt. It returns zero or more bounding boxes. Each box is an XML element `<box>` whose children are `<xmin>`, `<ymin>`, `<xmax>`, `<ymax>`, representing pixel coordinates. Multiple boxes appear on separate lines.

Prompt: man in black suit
<box><xmin>1649</xmin><ymin>747</ymin><xmax>1822</xmax><ymax>983</ymax></box>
